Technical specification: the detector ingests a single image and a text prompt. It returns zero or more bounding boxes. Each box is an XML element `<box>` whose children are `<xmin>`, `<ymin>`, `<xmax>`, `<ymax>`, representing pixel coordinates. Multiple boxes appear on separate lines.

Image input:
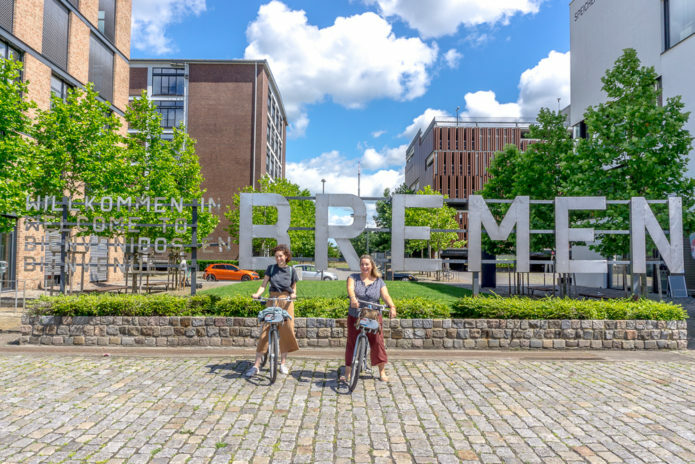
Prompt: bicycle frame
<box><xmin>254</xmin><ymin>297</ymin><xmax>294</xmax><ymax>384</ymax></box>
<box><xmin>347</xmin><ymin>299</ymin><xmax>388</xmax><ymax>392</ymax></box>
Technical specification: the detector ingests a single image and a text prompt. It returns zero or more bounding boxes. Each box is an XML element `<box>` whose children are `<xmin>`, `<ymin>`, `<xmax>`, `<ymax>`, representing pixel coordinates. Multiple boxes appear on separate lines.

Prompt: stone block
<box><xmin>73</xmin><ymin>336</ymin><xmax>85</xmax><ymax>345</ymax></box>
<box><xmin>488</xmin><ymin>339</ymin><xmax>499</xmax><ymax>348</ymax></box>
<box><xmin>475</xmin><ymin>339</ymin><xmax>488</xmax><ymax>349</ymax></box>
<box><xmin>317</xmin><ymin>328</ymin><xmax>331</xmax><ymax>338</ymax></box>
<box><xmin>109</xmin><ymin>336</ymin><xmax>121</xmax><ymax>345</ymax></box>
<box><xmin>206</xmin><ymin>326</ymin><xmax>219</xmax><ymax>337</ymax></box>
<box><xmin>529</xmin><ymin>339</ymin><xmax>542</xmax><ymax>348</ymax></box>
<box><xmin>552</xmin><ymin>340</ymin><xmax>565</xmax><ymax>349</ymax></box>
<box><xmin>122</xmin><ymin>337</ymin><xmax>135</xmax><ymax>346</ymax></box>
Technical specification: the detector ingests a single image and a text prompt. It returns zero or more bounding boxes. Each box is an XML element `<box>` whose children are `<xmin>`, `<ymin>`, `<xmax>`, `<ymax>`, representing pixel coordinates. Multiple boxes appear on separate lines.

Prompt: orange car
<box><xmin>203</xmin><ymin>264</ymin><xmax>260</xmax><ymax>281</ymax></box>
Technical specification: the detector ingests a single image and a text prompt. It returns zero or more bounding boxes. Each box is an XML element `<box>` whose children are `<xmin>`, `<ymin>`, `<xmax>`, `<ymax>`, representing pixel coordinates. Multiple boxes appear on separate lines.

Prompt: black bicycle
<box><xmin>254</xmin><ymin>296</ymin><xmax>293</xmax><ymax>384</ymax></box>
<box><xmin>347</xmin><ymin>299</ymin><xmax>388</xmax><ymax>392</ymax></box>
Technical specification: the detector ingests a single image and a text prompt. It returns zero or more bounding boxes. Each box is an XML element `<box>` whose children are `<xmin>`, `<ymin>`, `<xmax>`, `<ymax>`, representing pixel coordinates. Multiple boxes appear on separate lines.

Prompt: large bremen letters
<box><xmin>391</xmin><ymin>194</ymin><xmax>442</xmax><ymax>272</ymax></box>
<box><xmin>555</xmin><ymin>197</ymin><xmax>607</xmax><ymax>274</ymax></box>
<box><xmin>630</xmin><ymin>197</ymin><xmax>683</xmax><ymax>274</ymax></box>
<box><xmin>238</xmin><ymin>194</ymin><xmax>684</xmax><ymax>275</ymax></box>
<box><xmin>468</xmin><ymin>195</ymin><xmax>529</xmax><ymax>273</ymax></box>
<box><xmin>314</xmin><ymin>194</ymin><xmax>366</xmax><ymax>271</ymax></box>
<box><xmin>239</xmin><ymin>193</ymin><xmax>291</xmax><ymax>270</ymax></box>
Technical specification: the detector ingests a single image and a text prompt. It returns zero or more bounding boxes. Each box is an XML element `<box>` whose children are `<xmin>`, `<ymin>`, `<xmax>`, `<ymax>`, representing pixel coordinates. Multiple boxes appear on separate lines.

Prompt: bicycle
<box><xmin>345</xmin><ymin>299</ymin><xmax>389</xmax><ymax>393</ymax></box>
<box><xmin>253</xmin><ymin>296</ymin><xmax>294</xmax><ymax>384</ymax></box>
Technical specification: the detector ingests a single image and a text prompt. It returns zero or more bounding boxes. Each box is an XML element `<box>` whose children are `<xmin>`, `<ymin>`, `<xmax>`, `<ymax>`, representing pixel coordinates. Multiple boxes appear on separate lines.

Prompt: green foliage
<box><xmin>394</xmin><ymin>297</ymin><xmax>450</xmax><ymax>318</ymax></box>
<box><xmin>451</xmin><ymin>295</ymin><xmax>686</xmax><ymax>320</ymax></box>
<box><xmin>568</xmin><ymin>48</ymin><xmax>695</xmax><ymax>257</ymax></box>
<box><xmin>30</xmin><ymin>83</ymin><xmax>124</xmax><ymax>202</ymax></box>
<box><xmin>226</xmin><ymin>176</ymin><xmax>315</xmax><ymax>258</ymax></box>
<box><xmin>369</xmin><ymin>184</ymin><xmax>463</xmax><ymax>258</ymax></box>
<box><xmin>121</xmin><ymin>93</ymin><xmax>219</xmax><ymax>243</ymax></box>
<box><xmin>480</xmin><ymin>108</ymin><xmax>573</xmax><ymax>255</ymax></box>
<box><xmin>0</xmin><ymin>58</ymin><xmax>35</xmax><ymax>233</ymax></box>
<box><xmin>28</xmin><ymin>293</ymin><xmax>685</xmax><ymax>320</ymax></box>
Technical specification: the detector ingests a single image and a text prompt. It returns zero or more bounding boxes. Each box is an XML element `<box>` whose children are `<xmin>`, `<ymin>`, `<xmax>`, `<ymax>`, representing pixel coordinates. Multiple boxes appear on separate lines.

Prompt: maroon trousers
<box><xmin>345</xmin><ymin>314</ymin><xmax>388</xmax><ymax>367</ymax></box>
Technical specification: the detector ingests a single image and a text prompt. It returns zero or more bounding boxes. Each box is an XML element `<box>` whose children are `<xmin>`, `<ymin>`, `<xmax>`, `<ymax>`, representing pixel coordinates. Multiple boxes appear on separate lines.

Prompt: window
<box><xmin>665</xmin><ymin>0</ymin><xmax>695</xmax><ymax>49</ymax></box>
<box><xmin>0</xmin><ymin>0</ymin><xmax>13</xmax><ymax>32</ymax></box>
<box><xmin>88</xmin><ymin>34</ymin><xmax>114</xmax><ymax>102</ymax></box>
<box><xmin>152</xmin><ymin>67</ymin><xmax>184</xmax><ymax>95</ymax></box>
<box><xmin>98</xmin><ymin>0</ymin><xmax>116</xmax><ymax>42</ymax></box>
<box><xmin>0</xmin><ymin>39</ymin><xmax>20</xmax><ymax>61</ymax></box>
<box><xmin>42</xmin><ymin>0</ymin><xmax>69</xmax><ymax>71</ymax></box>
<box><xmin>154</xmin><ymin>100</ymin><xmax>184</xmax><ymax>128</ymax></box>
<box><xmin>50</xmin><ymin>75</ymin><xmax>70</xmax><ymax>106</ymax></box>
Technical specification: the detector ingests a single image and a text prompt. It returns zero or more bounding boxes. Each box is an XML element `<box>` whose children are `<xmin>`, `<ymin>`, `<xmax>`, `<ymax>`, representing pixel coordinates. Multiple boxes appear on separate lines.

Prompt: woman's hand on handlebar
<box><xmin>290</xmin><ymin>292</ymin><xmax>297</xmax><ymax>300</ymax></box>
<box><xmin>349</xmin><ymin>297</ymin><xmax>359</xmax><ymax>309</ymax></box>
<box><xmin>252</xmin><ymin>291</ymin><xmax>263</xmax><ymax>299</ymax></box>
<box><xmin>389</xmin><ymin>306</ymin><xmax>397</xmax><ymax>318</ymax></box>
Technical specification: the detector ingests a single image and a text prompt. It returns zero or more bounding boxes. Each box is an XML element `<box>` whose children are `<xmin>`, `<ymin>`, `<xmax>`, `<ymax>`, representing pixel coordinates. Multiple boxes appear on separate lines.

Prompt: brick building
<box><xmin>405</xmin><ymin>118</ymin><xmax>535</xmax><ymax>238</ymax></box>
<box><xmin>0</xmin><ymin>0</ymin><xmax>131</xmax><ymax>289</ymax></box>
<box><xmin>129</xmin><ymin>60</ymin><xmax>288</xmax><ymax>259</ymax></box>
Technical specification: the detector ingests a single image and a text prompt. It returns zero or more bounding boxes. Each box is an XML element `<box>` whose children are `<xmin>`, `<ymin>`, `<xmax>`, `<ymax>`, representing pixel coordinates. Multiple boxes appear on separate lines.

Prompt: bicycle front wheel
<box><xmin>268</xmin><ymin>327</ymin><xmax>279</xmax><ymax>384</ymax></box>
<box><xmin>349</xmin><ymin>335</ymin><xmax>366</xmax><ymax>392</ymax></box>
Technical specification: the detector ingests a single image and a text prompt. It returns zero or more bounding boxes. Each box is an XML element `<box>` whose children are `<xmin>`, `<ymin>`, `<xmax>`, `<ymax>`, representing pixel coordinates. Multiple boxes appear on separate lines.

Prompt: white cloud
<box><xmin>286</xmin><ymin>150</ymin><xmax>403</xmax><ymax>198</ymax></box>
<box><xmin>367</xmin><ymin>0</ymin><xmax>542</xmax><ymax>38</ymax></box>
<box><xmin>361</xmin><ymin>144</ymin><xmax>408</xmax><ymax>170</ymax></box>
<box><xmin>245</xmin><ymin>1</ymin><xmax>438</xmax><ymax>135</ymax></box>
<box><xmin>400</xmin><ymin>108</ymin><xmax>451</xmax><ymax>139</ymax></box>
<box><xmin>443</xmin><ymin>49</ymin><xmax>462</xmax><ymax>68</ymax></box>
<box><xmin>131</xmin><ymin>0</ymin><xmax>206</xmax><ymax>54</ymax></box>
<box><xmin>460</xmin><ymin>50</ymin><xmax>570</xmax><ymax>120</ymax></box>
<box><xmin>372</xmin><ymin>130</ymin><xmax>386</xmax><ymax>138</ymax></box>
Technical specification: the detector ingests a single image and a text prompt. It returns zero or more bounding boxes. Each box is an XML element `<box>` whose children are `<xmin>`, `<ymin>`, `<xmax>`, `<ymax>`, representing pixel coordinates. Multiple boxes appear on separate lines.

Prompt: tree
<box><xmin>366</xmin><ymin>183</ymin><xmax>414</xmax><ymax>253</ymax></box>
<box><xmin>226</xmin><ymin>176</ymin><xmax>315</xmax><ymax>258</ymax></box>
<box><xmin>0</xmin><ymin>58</ymin><xmax>35</xmax><ymax>232</ymax></box>
<box><xmin>30</xmin><ymin>83</ymin><xmax>125</xmax><ymax>202</ymax></box>
<box><xmin>568</xmin><ymin>48</ymin><xmax>695</xmax><ymax>258</ymax></box>
<box><xmin>406</xmin><ymin>185</ymin><xmax>464</xmax><ymax>258</ymax></box>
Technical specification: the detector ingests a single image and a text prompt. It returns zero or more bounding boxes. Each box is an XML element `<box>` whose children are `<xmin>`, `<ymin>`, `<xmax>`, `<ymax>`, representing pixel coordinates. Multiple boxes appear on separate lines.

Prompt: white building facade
<box><xmin>569</xmin><ymin>0</ymin><xmax>695</xmax><ymax>291</ymax></box>
<box><xmin>570</xmin><ymin>0</ymin><xmax>695</xmax><ymax>177</ymax></box>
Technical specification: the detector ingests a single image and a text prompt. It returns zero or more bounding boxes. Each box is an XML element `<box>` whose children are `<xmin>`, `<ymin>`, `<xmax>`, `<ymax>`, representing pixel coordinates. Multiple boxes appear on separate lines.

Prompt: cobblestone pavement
<box><xmin>1</xmin><ymin>354</ymin><xmax>695</xmax><ymax>464</ymax></box>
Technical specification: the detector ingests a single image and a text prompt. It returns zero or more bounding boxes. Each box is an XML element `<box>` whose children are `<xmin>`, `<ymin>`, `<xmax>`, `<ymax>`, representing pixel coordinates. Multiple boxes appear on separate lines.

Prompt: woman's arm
<box><xmin>347</xmin><ymin>277</ymin><xmax>358</xmax><ymax>308</ymax></box>
<box><xmin>380</xmin><ymin>286</ymin><xmax>397</xmax><ymax>318</ymax></box>
<box><xmin>290</xmin><ymin>281</ymin><xmax>297</xmax><ymax>300</ymax></box>
<box><xmin>252</xmin><ymin>275</ymin><xmax>270</xmax><ymax>298</ymax></box>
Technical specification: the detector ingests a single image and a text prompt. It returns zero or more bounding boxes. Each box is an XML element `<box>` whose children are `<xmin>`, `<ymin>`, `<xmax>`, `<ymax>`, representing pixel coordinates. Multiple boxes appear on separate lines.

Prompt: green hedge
<box><xmin>26</xmin><ymin>294</ymin><xmax>686</xmax><ymax>320</ymax></box>
<box><xmin>452</xmin><ymin>296</ymin><xmax>687</xmax><ymax>321</ymax></box>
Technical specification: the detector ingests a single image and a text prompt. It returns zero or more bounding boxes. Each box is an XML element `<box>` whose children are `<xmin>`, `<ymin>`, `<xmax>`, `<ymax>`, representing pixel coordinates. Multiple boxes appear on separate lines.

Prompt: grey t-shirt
<box><xmin>265</xmin><ymin>264</ymin><xmax>298</xmax><ymax>293</ymax></box>
<box><xmin>348</xmin><ymin>273</ymin><xmax>385</xmax><ymax>318</ymax></box>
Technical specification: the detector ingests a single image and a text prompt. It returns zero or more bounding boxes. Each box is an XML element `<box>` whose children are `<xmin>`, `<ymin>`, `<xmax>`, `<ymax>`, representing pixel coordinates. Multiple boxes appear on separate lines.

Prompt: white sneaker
<box><xmin>244</xmin><ymin>366</ymin><xmax>258</xmax><ymax>377</ymax></box>
<box><xmin>279</xmin><ymin>364</ymin><xmax>289</xmax><ymax>375</ymax></box>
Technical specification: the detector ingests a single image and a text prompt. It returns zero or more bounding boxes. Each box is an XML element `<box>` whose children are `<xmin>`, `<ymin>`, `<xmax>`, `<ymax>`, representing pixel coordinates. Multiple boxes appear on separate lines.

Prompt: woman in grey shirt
<box><xmin>344</xmin><ymin>255</ymin><xmax>396</xmax><ymax>382</ymax></box>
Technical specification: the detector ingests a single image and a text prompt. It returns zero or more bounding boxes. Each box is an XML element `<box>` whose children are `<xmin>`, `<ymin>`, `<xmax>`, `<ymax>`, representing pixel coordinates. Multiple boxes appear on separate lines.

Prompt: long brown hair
<box><xmin>359</xmin><ymin>254</ymin><xmax>382</xmax><ymax>279</ymax></box>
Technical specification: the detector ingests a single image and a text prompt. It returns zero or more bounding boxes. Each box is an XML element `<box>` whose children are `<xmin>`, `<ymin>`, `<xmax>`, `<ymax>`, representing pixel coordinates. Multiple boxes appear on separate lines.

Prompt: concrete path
<box><xmin>1</xmin><ymin>343</ymin><xmax>694</xmax><ymax>463</ymax></box>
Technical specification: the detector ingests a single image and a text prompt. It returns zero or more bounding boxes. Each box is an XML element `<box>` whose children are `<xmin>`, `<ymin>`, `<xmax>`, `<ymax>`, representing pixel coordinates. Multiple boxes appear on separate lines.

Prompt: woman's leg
<box><xmin>274</xmin><ymin>292</ymin><xmax>299</xmax><ymax>365</ymax></box>
<box><xmin>366</xmin><ymin>315</ymin><xmax>389</xmax><ymax>380</ymax></box>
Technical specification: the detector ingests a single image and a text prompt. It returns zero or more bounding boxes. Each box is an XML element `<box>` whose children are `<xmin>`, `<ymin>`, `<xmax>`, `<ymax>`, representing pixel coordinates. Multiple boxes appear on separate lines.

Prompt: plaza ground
<box><xmin>0</xmin><ymin>341</ymin><xmax>694</xmax><ymax>464</ymax></box>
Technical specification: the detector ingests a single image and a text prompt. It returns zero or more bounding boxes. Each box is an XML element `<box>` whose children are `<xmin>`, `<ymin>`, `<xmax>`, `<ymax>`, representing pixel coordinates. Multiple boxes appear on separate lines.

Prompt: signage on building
<box><xmin>238</xmin><ymin>193</ymin><xmax>684</xmax><ymax>275</ymax></box>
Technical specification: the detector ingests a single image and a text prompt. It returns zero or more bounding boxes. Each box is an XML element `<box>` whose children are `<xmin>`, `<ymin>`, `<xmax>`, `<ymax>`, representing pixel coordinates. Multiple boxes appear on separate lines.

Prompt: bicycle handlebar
<box><xmin>254</xmin><ymin>297</ymin><xmax>296</xmax><ymax>303</ymax></box>
<box><xmin>355</xmin><ymin>299</ymin><xmax>388</xmax><ymax>312</ymax></box>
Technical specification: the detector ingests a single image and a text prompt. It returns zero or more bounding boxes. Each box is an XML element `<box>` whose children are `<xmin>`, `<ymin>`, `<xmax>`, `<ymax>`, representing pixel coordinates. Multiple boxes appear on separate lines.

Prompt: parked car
<box><xmin>392</xmin><ymin>272</ymin><xmax>418</xmax><ymax>281</ymax></box>
<box><xmin>203</xmin><ymin>264</ymin><xmax>259</xmax><ymax>281</ymax></box>
<box><xmin>293</xmin><ymin>264</ymin><xmax>338</xmax><ymax>280</ymax></box>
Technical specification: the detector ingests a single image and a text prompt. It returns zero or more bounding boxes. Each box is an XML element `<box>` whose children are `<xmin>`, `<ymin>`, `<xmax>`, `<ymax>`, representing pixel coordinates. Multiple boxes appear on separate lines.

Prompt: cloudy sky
<box><xmin>131</xmin><ymin>0</ymin><xmax>569</xmax><ymax>198</ymax></box>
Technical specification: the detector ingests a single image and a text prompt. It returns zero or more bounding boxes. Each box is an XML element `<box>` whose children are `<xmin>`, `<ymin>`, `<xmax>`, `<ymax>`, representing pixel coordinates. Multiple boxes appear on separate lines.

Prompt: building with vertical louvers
<box><xmin>129</xmin><ymin>60</ymin><xmax>288</xmax><ymax>259</ymax></box>
<box><xmin>0</xmin><ymin>0</ymin><xmax>131</xmax><ymax>289</ymax></box>
<box><xmin>404</xmin><ymin>118</ymin><xmax>535</xmax><ymax>238</ymax></box>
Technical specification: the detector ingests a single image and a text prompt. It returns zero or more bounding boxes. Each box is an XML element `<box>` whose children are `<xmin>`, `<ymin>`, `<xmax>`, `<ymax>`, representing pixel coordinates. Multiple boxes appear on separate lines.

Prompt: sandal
<box><xmin>339</xmin><ymin>375</ymin><xmax>347</xmax><ymax>383</ymax></box>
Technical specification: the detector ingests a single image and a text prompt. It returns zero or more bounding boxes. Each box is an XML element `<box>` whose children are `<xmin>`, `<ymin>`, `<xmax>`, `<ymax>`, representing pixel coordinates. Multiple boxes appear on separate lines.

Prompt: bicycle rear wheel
<box><xmin>349</xmin><ymin>335</ymin><xmax>366</xmax><ymax>392</ymax></box>
<box><xmin>268</xmin><ymin>328</ymin><xmax>279</xmax><ymax>384</ymax></box>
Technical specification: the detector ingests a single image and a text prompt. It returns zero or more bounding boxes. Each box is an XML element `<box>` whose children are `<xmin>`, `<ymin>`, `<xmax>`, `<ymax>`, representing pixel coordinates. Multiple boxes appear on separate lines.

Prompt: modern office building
<box><xmin>569</xmin><ymin>0</ymin><xmax>695</xmax><ymax>290</ymax></box>
<box><xmin>0</xmin><ymin>0</ymin><xmax>131</xmax><ymax>289</ymax></box>
<box><xmin>129</xmin><ymin>60</ymin><xmax>288</xmax><ymax>260</ymax></box>
<box><xmin>405</xmin><ymin>118</ymin><xmax>535</xmax><ymax>238</ymax></box>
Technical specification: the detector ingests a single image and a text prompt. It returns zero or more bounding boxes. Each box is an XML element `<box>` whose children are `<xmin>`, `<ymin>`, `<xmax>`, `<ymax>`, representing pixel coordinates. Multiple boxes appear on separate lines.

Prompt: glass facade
<box><xmin>0</xmin><ymin>224</ymin><xmax>16</xmax><ymax>288</ymax></box>
<box><xmin>665</xmin><ymin>0</ymin><xmax>695</xmax><ymax>49</ymax></box>
<box><xmin>152</xmin><ymin>67</ymin><xmax>185</xmax><ymax>96</ymax></box>
<box><xmin>266</xmin><ymin>89</ymin><xmax>283</xmax><ymax>179</ymax></box>
<box><xmin>154</xmin><ymin>100</ymin><xmax>184</xmax><ymax>128</ymax></box>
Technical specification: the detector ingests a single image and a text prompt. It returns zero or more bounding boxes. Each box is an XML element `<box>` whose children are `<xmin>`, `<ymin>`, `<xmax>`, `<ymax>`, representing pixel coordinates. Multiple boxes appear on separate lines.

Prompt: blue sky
<box><xmin>131</xmin><ymin>0</ymin><xmax>570</xmax><ymax>202</ymax></box>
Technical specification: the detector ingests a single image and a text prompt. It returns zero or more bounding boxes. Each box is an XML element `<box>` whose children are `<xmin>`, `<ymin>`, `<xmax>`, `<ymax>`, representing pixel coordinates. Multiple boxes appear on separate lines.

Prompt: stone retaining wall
<box><xmin>20</xmin><ymin>316</ymin><xmax>688</xmax><ymax>349</ymax></box>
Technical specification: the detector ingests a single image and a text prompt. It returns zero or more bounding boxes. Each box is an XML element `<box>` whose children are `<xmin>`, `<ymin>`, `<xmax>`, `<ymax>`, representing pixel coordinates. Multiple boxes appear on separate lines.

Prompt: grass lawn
<box><xmin>200</xmin><ymin>280</ymin><xmax>471</xmax><ymax>305</ymax></box>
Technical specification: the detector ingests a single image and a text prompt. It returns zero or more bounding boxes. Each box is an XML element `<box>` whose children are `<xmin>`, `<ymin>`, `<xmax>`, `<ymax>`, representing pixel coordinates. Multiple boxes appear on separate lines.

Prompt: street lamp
<box><xmin>321</xmin><ymin>178</ymin><xmax>326</xmax><ymax>194</ymax></box>
<box><xmin>456</xmin><ymin>106</ymin><xmax>460</xmax><ymax>126</ymax></box>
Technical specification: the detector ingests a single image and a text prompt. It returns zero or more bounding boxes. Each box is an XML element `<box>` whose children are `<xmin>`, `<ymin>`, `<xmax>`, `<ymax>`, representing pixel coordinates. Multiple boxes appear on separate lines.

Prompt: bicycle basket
<box><xmin>358</xmin><ymin>317</ymin><xmax>380</xmax><ymax>332</ymax></box>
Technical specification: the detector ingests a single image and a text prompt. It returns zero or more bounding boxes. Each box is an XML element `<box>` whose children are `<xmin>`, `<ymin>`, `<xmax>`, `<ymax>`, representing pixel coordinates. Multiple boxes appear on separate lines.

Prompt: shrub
<box><xmin>26</xmin><ymin>293</ymin><xmax>686</xmax><ymax>320</ymax></box>
<box><xmin>451</xmin><ymin>296</ymin><xmax>687</xmax><ymax>321</ymax></box>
